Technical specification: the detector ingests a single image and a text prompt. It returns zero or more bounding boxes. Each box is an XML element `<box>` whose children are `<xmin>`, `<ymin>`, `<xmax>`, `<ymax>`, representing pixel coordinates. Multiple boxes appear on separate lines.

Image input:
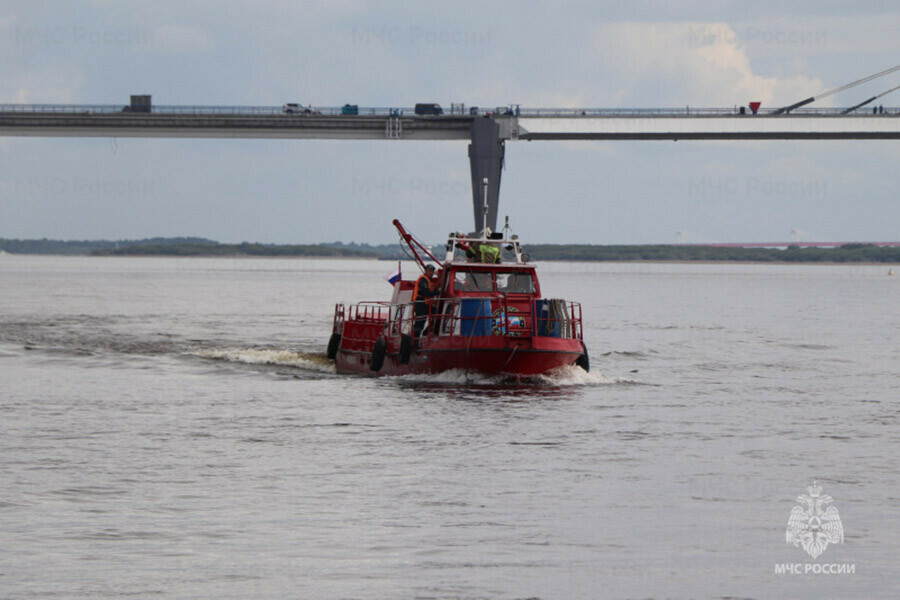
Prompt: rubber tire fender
<box><xmin>326</xmin><ymin>333</ymin><xmax>341</xmax><ymax>360</ymax></box>
<box><xmin>575</xmin><ymin>347</ymin><xmax>590</xmax><ymax>372</ymax></box>
<box><xmin>370</xmin><ymin>337</ymin><xmax>387</xmax><ymax>372</ymax></box>
<box><xmin>398</xmin><ymin>334</ymin><xmax>413</xmax><ymax>365</ymax></box>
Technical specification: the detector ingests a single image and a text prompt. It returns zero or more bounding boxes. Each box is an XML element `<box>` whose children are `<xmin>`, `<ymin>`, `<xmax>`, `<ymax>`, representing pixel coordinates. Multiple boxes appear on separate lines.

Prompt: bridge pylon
<box><xmin>468</xmin><ymin>118</ymin><xmax>504</xmax><ymax>231</ymax></box>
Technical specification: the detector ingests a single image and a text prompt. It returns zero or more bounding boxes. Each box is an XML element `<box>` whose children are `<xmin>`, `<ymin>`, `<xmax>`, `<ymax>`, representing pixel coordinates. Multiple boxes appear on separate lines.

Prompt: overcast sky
<box><xmin>1</xmin><ymin>0</ymin><xmax>898</xmax><ymax>244</ymax></box>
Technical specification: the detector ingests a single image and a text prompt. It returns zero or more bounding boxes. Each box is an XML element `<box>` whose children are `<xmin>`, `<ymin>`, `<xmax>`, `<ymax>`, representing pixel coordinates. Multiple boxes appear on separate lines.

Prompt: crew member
<box><xmin>413</xmin><ymin>264</ymin><xmax>439</xmax><ymax>337</ymax></box>
<box><xmin>454</xmin><ymin>235</ymin><xmax>476</xmax><ymax>262</ymax></box>
<box><xmin>457</xmin><ymin>240</ymin><xmax>500</xmax><ymax>263</ymax></box>
<box><xmin>477</xmin><ymin>243</ymin><xmax>501</xmax><ymax>264</ymax></box>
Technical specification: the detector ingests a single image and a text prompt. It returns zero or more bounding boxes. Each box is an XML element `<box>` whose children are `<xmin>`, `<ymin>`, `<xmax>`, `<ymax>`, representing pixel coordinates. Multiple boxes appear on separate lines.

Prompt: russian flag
<box><xmin>384</xmin><ymin>262</ymin><xmax>401</xmax><ymax>285</ymax></box>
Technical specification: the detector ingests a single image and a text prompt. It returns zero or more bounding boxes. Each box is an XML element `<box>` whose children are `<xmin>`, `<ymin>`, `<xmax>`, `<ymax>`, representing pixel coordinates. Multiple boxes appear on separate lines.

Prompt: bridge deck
<box><xmin>1</xmin><ymin>105</ymin><xmax>898</xmax><ymax>140</ymax></box>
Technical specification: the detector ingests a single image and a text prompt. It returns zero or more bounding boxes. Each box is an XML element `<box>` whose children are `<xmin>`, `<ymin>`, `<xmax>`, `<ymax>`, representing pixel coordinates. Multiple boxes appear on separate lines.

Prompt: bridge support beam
<box><xmin>468</xmin><ymin>118</ymin><xmax>504</xmax><ymax>231</ymax></box>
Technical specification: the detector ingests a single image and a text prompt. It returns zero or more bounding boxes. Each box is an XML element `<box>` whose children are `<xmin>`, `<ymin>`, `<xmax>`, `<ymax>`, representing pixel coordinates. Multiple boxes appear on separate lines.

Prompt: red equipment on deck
<box><xmin>325</xmin><ymin>220</ymin><xmax>589</xmax><ymax>377</ymax></box>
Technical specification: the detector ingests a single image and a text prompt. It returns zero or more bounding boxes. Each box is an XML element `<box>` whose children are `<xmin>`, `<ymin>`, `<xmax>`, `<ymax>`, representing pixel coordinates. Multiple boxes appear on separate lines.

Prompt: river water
<box><xmin>1</xmin><ymin>255</ymin><xmax>898</xmax><ymax>599</ymax></box>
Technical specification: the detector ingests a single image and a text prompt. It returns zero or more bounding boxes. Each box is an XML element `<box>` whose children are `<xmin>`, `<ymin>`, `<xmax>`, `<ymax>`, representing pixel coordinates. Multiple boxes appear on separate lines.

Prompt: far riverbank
<box><xmin>2</xmin><ymin>238</ymin><xmax>899</xmax><ymax>264</ymax></box>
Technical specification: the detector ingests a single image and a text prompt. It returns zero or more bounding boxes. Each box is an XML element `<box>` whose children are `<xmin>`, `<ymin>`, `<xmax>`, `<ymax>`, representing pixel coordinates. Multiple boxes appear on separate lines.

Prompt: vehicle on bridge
<box><xmin>282</xmin><ymin>103</ymin><xmax>320</xmax><ymax>115</ymax></box>
<box><xmin>325</xmin><ymin>220</ymin><xmax>589</xmax><ymax>377</ymax></box>
<box><xmin>414</xmin><ymin>103</ymin><xmax>444</xmax><ymax>115</ymax></box>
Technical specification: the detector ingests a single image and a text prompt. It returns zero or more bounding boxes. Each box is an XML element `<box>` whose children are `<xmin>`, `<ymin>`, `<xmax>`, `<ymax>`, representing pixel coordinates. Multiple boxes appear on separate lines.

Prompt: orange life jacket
<box><xmin>412</xmin><ymin>274</ymin><xmax>436</xmax><ymax>302</ymax></box>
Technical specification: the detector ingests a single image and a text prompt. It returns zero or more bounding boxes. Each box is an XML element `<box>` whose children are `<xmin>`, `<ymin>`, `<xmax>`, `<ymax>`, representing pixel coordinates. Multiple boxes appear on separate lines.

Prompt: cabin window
<box><xmin>454</xmin><ymin>271</ymin><xmax>493</xmax><ymax>292</ymax></box>
<box><xmin>497</xmin><ymin>272</ymin><xmax>535</xmax><ymax>294</ymax></box>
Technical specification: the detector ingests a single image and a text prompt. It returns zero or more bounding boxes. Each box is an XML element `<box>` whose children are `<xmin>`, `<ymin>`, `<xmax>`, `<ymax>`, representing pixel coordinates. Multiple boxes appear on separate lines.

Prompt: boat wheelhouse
<box><xmin>326</xmin><ymin>219</ymin><xmax>588</xmax><ymax>377</ymax></box>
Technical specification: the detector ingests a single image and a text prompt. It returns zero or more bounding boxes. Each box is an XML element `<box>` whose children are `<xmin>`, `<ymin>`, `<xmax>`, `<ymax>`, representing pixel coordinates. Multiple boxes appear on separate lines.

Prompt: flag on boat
<box><xmin>384</xmin><ymin>262</ymin><xmax>401</xmax><ymax>285</ymax></box>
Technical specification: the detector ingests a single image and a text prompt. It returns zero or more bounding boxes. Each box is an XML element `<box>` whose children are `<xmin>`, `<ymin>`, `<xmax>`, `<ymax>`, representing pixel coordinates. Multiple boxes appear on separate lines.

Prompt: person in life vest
<box><xmin>456</xmin><ymin>239</ymin><xmax>500</xmax><ymax>264</ymax></box>
<box><xmin>413</xmin><ymin>264</ymin><xmax>439</xmax><ymax>337</ymax></box>
<box><xmin>477</xmin><ymin>243</ymin><xmax>500</xmax><ymax>264</ymax></box>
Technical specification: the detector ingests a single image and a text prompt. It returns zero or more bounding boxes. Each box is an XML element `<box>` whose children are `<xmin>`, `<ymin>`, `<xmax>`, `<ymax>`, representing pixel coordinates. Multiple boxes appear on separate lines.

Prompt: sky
<box><xmin>1</xmin><ymin>0</ymin><xmax>899</xmax><ymax>244</ymax></box>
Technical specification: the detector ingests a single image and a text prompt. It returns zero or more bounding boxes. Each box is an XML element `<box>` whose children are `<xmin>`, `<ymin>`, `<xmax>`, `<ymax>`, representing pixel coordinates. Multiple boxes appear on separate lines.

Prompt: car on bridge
<box><xmin>282</xmin><ymin>103</ymin><xmax>320</xmax><ymax>115</ymax></box>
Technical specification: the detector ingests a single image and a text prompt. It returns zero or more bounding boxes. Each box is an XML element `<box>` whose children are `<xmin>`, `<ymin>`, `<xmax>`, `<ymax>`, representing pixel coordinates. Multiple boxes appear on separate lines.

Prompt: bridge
<box><xmin>2</xmin><ymin>102</ymin><xmax>898</xmax><ymax>230</ymax></box>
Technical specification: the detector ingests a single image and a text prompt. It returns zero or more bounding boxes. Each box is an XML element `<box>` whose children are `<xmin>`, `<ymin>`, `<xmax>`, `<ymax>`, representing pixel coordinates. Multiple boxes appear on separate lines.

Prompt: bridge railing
<box><xmin>0</xmin><ymin>104</ymin><xmax>895</xmax><ymax>117</ymax></box>
<box><xmin>0</xmin><ymin>104</ymin><xmax>420</xmax><ymax>116</ymax></box>
<box><xmin>516</xmin><ymin>107</ymin><xmax>898</xmax><ymax>117</ymax></box>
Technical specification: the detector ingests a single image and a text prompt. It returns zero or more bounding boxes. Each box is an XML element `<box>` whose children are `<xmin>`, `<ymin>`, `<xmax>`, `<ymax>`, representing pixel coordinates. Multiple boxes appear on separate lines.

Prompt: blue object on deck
<box><xmin>534</xmin><ymin>300</ymin><xmax>560</xmax><ymax>338</ymax></box>
<box><xmin>460</xmin><ymin>299</ymin><xmax>492</xmax><ymax>336</ymax></box>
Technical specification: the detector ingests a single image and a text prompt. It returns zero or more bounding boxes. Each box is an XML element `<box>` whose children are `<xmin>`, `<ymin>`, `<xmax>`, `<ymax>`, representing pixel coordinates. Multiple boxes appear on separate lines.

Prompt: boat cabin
<box><xmin>389</xmin><ymin>226</ymin><xmax>541</xmax><ymax>305</ymax></box>
<box><xmin>384</xmin><ymin>227</ymin><xmax>565</xmax><ymax>340</ymax></box>
<box><xmin>390</xmin><ymin>263</ymin><xmax>540</xmax><ymax>303</ymax></box>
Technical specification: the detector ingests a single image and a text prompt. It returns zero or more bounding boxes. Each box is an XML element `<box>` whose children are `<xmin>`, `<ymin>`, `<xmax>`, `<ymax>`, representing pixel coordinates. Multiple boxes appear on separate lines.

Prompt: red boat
<box><xmin>326</xmin><ymin>219</ymin><xmax>589</xmax><ymax>377</ymax></box>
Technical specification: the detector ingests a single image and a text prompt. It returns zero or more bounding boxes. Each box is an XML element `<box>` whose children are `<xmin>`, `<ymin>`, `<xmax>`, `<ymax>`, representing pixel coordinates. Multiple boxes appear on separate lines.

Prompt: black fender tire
<box><xmin>398</xmin><ymin>334</ymin><xmax>413</xmax><ymax>365</ymax></box>
<box><xmin>370</xmin><ymin>337</ymin><xmax>387</xmax><ymax>372</ymax></box>
<box><xmin>576</xmin><ymin>348</ymin><xmax>590</xmax><ymax>372</ymax></box>
<box><xmin>326</xmin><ymin>333</ymin><xmax>341</xmax><ymax>359</ymax></box>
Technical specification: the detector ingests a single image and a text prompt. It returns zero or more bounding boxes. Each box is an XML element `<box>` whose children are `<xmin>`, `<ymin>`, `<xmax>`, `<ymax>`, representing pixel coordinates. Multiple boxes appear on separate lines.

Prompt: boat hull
<box><xmin>335</xmin><ymin>336</ymin><xmax>586</xmax><ymax>377</ymax></box>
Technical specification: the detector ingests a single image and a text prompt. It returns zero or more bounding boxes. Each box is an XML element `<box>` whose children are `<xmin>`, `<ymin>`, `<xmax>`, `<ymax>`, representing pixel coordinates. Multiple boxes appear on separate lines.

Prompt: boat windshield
<box><xmin>454</xmin><ymin>270</ymin><xmax>494</xmax><ymax>293</ymax></box>
<box><xmin>497</xmin><ymin>272</ymin><xmax>535</xmax><ymax>294</ymax></box>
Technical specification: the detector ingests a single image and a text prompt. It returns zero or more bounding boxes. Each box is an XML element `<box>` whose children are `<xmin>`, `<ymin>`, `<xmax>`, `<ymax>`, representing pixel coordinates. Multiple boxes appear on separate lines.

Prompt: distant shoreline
<box><xmin>2</xmin><ymin>238</ymin><xmax>900</xmax><ymax>264</ymax></box>
<box><xmin>2</xmin><ymin>253</ymin><xmax>898</xmax><ymax>267</ymax></box>
<box><xmin>563</xmin><ymin>259</ymin><xmax>900</xmax><ymax>266</ymax></box>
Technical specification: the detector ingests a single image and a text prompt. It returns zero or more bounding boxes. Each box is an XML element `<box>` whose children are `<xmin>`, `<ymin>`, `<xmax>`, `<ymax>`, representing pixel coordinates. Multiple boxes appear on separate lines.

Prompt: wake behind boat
<box><xmin>325</xmin><ymin>219</ymin><xmax>589</xmax><ymax>377</ymax></box>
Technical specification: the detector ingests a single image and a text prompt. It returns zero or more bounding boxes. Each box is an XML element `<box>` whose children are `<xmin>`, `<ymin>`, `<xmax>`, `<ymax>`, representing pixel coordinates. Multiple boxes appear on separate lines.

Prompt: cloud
<box><xmin>592</xmin><ymin>22</ymin><xmax>824</xmax><ymax>107</ymax></box>
<box><xmin>0</xmin><ymin>64</ymin><xmax>85</xmax><ymax>104</ymax></box>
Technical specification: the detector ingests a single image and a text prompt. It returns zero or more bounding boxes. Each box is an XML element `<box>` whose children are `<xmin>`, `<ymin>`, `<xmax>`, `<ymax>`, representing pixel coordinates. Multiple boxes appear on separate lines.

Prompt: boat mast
<box><xmin>481</xmin><ymin>177</ymin><xmax>490</xmax><ymax>235</ymax></box>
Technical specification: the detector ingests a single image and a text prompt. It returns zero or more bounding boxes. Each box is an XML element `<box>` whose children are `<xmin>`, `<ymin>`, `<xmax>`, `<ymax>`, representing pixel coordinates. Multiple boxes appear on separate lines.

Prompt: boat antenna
<box><xmin>481</xmin><ymin>177</ymin><xmax>489</xmax><ymax>236</ymax></box>
<box><xmin>773</xmin><ymin>64</ymin><xmax>900</xmax><ymax>114</ymax></box>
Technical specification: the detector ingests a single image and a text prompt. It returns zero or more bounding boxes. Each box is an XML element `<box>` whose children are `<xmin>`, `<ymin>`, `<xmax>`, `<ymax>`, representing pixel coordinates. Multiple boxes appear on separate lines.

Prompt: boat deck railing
<box><xmin>389</xmin><ymin>296</ymin><xmax>583</xmax><ymax>342</ymax></box>
<box><xmin>333</xmin><ymin>301</ymin><xmax>391</xmax><ymax>352</ymax></box>
<box><xmin>335</xmin><ymin>296</ymin><xmax>583</xmax><ymax>356</ymax></box>
<box><xmin>332</xmin><ymin>301</ymin><xmax>393</xmax><ymax>332</ymax></box>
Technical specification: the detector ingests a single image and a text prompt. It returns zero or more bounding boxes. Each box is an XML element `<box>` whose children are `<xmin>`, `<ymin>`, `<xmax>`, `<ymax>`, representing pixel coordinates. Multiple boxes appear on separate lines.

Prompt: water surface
<box><xmin>1</xmin><ymin>256</ymin><xmax>898</xmax><ymax>599</ymax></box>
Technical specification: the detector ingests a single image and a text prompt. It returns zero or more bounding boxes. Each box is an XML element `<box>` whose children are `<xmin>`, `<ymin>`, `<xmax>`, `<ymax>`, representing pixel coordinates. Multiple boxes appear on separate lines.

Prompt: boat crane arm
<box><xmin>392</xmin><ymin>219</ymin><xmax>442</xmax><ymax>273</ymax></box>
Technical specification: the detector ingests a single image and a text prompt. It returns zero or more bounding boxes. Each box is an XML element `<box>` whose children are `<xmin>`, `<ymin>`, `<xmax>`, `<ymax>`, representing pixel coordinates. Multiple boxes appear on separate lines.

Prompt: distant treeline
<box><xmin>524</xmin><ymin>243</ymin><xmax>900</xmax><ymax>263</ymax></box>
<box><xmin>0</xmin><ymin>237</ymin><xmax>216</xmax><ymax>255</ymax></box>
<box><xmin>94</xmin><ymin>242</ymin><xmax>375</xmax><ymax>257</ymax></box>
<box><xmin>2</xmin><ymin>238</ymin><xmax>899</xmax><ymax>262</ymax></box>
<box><xmin>0</xmin><ymin>238</ymin><xmax>378</xmax><ymax>257</ymax></box>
